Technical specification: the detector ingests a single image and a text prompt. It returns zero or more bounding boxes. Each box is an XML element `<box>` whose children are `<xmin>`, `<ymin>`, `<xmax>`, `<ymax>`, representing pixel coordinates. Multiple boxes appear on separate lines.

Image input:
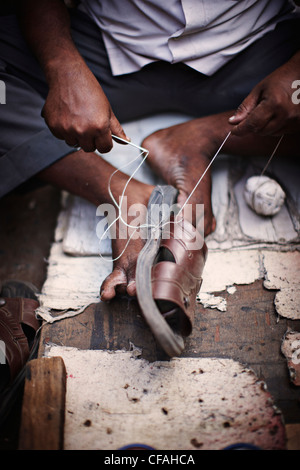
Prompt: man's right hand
<box><xmin>42</xmin><ymin>58</ymin><xmax>128</xmax><ymax>153</ymax></box>
<box><xmin>19</xmin><ymin>0</ymin><xmax>129</xmax><ymax>153</ymax></box>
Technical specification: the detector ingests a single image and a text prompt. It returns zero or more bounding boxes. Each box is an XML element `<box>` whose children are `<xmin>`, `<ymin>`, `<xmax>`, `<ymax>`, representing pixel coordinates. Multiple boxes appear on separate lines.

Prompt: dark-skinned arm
<box><xmin>17</xmin><ymin>0</ymin><xmax>128</xmax><ymax>152</ymax></box>
<box><xmin>229</xmin><ymin>50</ymin><xmax>300</xmax><ymax>136</ymax></box>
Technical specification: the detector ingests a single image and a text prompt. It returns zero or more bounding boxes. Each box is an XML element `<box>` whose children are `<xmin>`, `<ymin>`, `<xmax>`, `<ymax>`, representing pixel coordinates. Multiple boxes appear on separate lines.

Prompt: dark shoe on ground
<box><xmin>0</xmin><ymin>280</ymin><xmax>41</xmax><ymax>427</ymax></box>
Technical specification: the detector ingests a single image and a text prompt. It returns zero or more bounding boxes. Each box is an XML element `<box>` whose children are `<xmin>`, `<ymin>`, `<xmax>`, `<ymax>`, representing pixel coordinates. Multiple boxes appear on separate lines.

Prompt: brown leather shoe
<box><xmin>0</xmin><ymin>282</ymin><xmax>40</xmax><ymax>387</ymax></box>
<box><xmin>0</xmin><ymin>282</ymin><xmax>41</xmax><ymax>429</ymax></box>
<box><xmin>136</xmin><ymin>186</ymin><xmax>207</xmax><ymax>357</ymax></box>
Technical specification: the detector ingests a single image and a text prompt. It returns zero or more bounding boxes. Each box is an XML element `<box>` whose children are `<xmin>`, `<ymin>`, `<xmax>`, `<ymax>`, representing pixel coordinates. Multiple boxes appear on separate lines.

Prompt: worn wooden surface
<box><xmin>0</xmin><ymin>186</ymin><xmax>62</xmax><ymax>450</ymax></box>
<box><xmin>1</xmin><ymin>183</ymin><xmax>298</xmax><ymax>449</ymax></box>
<box><xmin>39</xmin><ymin>279</ymin><xmax>300</xmax><ymax>424</ymax></box>
<box><xmin>286</xmin><ymin>423</ymin><xmax>300</xmax><ymax>450</ymax></box>
<box><xmin>0</xmin><ymin>186</ymin><xmax>61</xmax><ymax>290</ymax></box>
<box><xmin>18</xmin><ymin>357</ymin><xmax>66</xmax><ymax>450</ymax></box>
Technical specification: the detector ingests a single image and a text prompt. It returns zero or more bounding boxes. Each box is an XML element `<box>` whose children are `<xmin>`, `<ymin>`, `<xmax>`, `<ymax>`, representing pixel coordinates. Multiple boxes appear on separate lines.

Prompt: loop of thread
<box><xmin>97</xmin><ymin>131</ymin><xmax>283</xmax><ymax>262</ymax></box>
<box><xmin>97</xmin><ymin>131</ymin><xmax>232</xmax><ymax>262</ymax></box>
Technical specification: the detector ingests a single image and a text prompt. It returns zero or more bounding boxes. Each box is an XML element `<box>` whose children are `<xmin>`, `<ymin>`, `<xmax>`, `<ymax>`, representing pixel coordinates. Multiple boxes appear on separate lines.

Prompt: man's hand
<box><xmin>42</xmin><ymin>58</ymin><xmax>128</xmax><ymax>153</ymax></box>
<box><xmin>19</xmin><ymin>0</ymin><xmax>128</xmax><ymax>153</ymax></box>
<box><xmin>228</xmin><ymin>52</ymin><xmax>300</xmax><ymax>136</ymax></box>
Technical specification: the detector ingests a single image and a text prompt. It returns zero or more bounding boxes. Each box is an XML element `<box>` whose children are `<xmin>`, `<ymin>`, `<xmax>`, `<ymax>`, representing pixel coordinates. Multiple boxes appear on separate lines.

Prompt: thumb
<box><xmin>229</xmin><ymin>86</ymin><xmax>261</xmax><ymax>125</ymax></box>
<box><xmin>110</xmin><ymin>111</ymin><xmax>130</xmax><ymax>145</ymax></box>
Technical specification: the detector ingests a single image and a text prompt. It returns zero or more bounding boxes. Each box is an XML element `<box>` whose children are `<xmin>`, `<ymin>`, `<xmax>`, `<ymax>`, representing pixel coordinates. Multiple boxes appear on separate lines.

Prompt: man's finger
<box><xmin>110</xmin><ymin>112</ymin><xmax>130</xmax><ymax>145</ymax></box>
<box><xmin>94</xmin><ymin>130</ymin><xmax>114</xmax><ymax>153</ymax></box>
<box><xmin>254</xmin><ymin>114</ymin><xmax>289</xmax><ymax>136</ymax></box>
<box><xmin>229</xmin><ymin>86</ymin><xmax>261</xmax><ymax>125</ymax></box>
<box><xmin>231</xmin><ymin>102</ymin><xmax>274</xmax><ymax>136</ymax></box>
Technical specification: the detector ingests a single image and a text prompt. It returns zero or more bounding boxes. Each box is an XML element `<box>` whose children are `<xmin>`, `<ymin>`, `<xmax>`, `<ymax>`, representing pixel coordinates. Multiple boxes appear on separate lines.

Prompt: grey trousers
<box><xmin>0</xmin><ymin>9</ymin><xmax>299</xmax><ymax>198</ymax></box>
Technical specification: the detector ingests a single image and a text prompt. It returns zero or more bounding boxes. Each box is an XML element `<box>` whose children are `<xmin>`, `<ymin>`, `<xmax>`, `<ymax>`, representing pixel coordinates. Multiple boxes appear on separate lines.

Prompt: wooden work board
<box><xmin>2</xmin><ymin>179</ymin><xmax>299</xmax><ymax>449</ymax></box>
<box><xmin>38</xmin><ymin>279</ymin><xmax>300</xmax><ymax>425</ymax></box>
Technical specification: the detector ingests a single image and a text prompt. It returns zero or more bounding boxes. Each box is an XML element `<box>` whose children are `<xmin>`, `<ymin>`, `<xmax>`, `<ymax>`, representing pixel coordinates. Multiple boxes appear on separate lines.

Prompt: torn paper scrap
<box><xmin>197</xmin><ymin>293</ymin><xmax>227</xmax><ymax>312</ymax></box>
<box><xmin>200</xmin><ymin>250</ymin><xmax>262</xmax><ymax>294</ymax></box>
<box><xmin>281</xmin><ymin>330</ymin><xmax>300</xmax><ymax>386</ymax></box>
<box><xmin>263</xmin><ymin>251</ymin><xmax>300</xmax><ymax>320</ymax></box>
<box><xmin>36</xmin><ymin>242</ymin><xmax>112</xmax><ymax>322</ymax></box>
<box><xmin>274</xmin><ymin>288</ymin><xmax>300</xmax><ymax>320</ymax></box>
<box><xmin>45</xmin><ymin>345</ymin><xmax>286</xmax><ymax>450</ymax></box>
<box><xmin>227</xmin><ymin>286</ymin><xmax>237</xmax><ymax>294</ymax></box>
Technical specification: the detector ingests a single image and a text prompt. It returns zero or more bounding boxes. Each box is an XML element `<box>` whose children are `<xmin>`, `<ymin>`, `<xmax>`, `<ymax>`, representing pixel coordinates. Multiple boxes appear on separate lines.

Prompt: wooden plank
<box><xmin>18</xmin><ymin>357</ymin><xmax>66</xmax><ymax>450</ymax></box>
<box><xmin>39</xmin><ymin>298</ymin><xmax>166</xmax><ymax>363</ymax></box>
<box><xmin>39</xmin><ymin>304</ymin><xmax>97</xmax><ymax>354</ymax></box>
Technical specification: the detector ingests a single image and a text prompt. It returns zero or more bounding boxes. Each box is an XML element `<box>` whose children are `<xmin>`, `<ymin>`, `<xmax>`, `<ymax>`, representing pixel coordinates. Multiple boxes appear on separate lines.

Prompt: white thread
<box><xmin>98</xmin><ymin>131</ymin><xmax>231</xmax><ymax>262</ymax></box>
<box><xmin>98</xmin><ymin>135</ymin><xmax>152</xmax><ymax>262</ymax></box>
<box><xmin>99</xmin><ymin>131</ymin><xmax>284</xmax><ymax>263</ymax></box>
<box><xmin>260</xmin><ymin>135</ymin><xmax>284</xmax><ymax>177</ymax></box>
<box><xmin>107</xmin><ymin>135</ymin><xmax>153</xmax><ymax>230</ymax></box>
<box><xmin>176</xmin><ymin>131</ymin><xmax>231</xmax><ymax>218</ymax></box>
<box><xmin>244</xmin><ymin>135</ymin><xmax>285</xmax><ymax>217</ymax></box>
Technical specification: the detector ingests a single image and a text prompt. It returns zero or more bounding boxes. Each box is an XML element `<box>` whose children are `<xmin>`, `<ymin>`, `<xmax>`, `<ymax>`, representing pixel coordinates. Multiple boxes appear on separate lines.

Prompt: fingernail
<box><xmin>229</xmin><ymin>115</ymin><xmax>236</xmax><ymax>121</ymax></box>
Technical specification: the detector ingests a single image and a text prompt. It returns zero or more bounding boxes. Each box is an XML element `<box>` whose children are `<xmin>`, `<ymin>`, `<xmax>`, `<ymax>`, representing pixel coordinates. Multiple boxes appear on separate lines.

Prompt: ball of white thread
<box><xmin>244</xmin><ymin>175</ymin><xmax>285</xmax><ymax>216</ymax></box>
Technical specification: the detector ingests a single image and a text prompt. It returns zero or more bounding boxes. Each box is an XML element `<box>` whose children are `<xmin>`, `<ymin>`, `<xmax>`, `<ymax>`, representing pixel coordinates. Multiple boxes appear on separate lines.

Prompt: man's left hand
<box><xmin>228</xmin><ymin>52</ymin><xmax>300</xmax><ymax>136</ymax></box>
